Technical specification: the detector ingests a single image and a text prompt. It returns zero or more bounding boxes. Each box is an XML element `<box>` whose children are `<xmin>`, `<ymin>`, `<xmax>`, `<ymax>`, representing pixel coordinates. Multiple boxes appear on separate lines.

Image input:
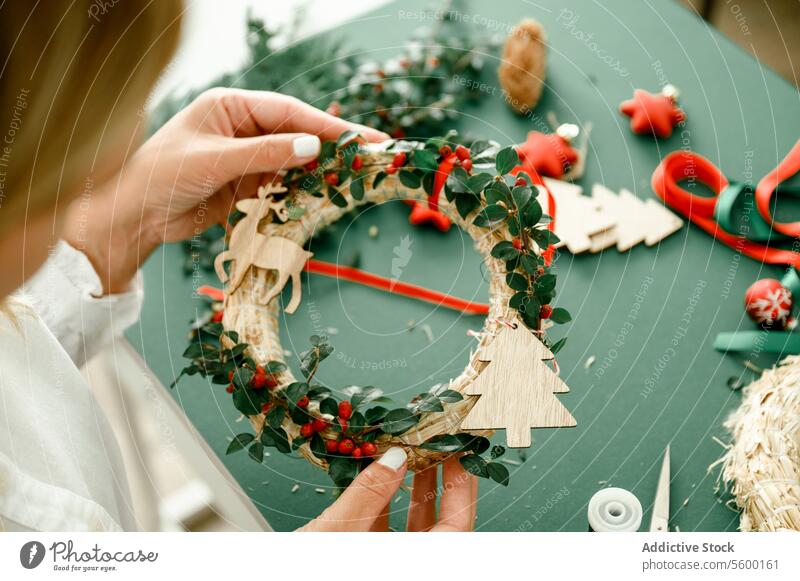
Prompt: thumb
<box><xmin>219</xmin><ymin>133</ymin><xmax>321</xmax><ymax>176</ymax></box>
<box><xmin>300</xmin><ymin>448</ymin><xmax>408</xmax><ymax>532</ymax></box>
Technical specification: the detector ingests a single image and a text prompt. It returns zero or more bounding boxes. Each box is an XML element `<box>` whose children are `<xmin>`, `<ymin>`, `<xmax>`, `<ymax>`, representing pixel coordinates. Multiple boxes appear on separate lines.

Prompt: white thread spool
<box><xmin>588</xmin><ymin>488</ymin><xmax>643</xmax><ymax>532</ymax></box>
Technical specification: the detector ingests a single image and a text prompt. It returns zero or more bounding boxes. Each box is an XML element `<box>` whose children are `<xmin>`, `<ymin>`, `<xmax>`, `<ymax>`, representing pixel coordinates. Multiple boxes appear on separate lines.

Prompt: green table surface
<box><xmin>129</xmin><ymin>0</ymin><xmax>800</xmax><ymax>531</ymax></box>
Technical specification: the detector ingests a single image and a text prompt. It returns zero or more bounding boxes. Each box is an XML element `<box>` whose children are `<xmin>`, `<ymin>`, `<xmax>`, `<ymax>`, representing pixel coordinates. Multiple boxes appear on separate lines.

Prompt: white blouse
<box><xmin>0</xmin><ymin>241</ymin><xmax>143</xmax><ymax>531</ymax></box>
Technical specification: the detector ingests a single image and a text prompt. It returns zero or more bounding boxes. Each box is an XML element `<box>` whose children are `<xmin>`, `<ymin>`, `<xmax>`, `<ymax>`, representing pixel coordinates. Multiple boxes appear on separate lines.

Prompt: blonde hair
<box><xmin>0</xmin><ymin>0</ymin><xmax>183</xmax><ymax>230</ymax></box>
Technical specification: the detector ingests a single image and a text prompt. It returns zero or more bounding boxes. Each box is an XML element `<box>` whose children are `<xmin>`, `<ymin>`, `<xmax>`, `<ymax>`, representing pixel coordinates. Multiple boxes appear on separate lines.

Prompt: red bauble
<box><xmin>744</xmin><ymin>278</ymin><xmax>793</xmax><ymax>329</ymax></box>
<box><xmin>515</xmin><ymin>130</ymin><xmax>579</xmax><ymax>179</ymax></box>
<box><xmin>620</xmin><ymin>88</ymin><xmax>685</xmax><ymax>139</ymax></box>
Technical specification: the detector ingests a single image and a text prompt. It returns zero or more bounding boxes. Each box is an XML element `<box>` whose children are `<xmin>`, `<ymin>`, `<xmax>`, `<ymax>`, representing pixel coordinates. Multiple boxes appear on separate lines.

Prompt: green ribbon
<box><xmin>714</xmin><ymin>181</ymin><xmax>800</xmax><ymax>242</ymax></box>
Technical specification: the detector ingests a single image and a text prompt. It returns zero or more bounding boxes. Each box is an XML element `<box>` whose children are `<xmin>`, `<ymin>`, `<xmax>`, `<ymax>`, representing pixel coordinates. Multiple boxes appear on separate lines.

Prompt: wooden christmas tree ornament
<box><xmin>461</xmin><ymin>322</ymin><xmax>576</xmax><ymax>447</ymax></box>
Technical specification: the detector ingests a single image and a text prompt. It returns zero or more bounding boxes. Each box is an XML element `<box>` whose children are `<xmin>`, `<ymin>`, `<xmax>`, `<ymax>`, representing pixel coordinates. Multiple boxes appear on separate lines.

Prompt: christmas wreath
<box><xmin>174</xmin><ymin>131</ymin><xmax>575</xmax><ymax>489</ymax></box>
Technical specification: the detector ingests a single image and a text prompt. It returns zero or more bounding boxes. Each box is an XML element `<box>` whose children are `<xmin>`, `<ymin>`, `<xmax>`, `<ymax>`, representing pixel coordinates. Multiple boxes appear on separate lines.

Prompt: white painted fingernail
<box><xmin>293</xmin><ymin>135</ymin><xmax>320</xmax><ymax>158</ymax></box>
<box><xmin>377</xmin><ymin>447</ymin><xmax>407</xmax><ymax>470</ymax></box>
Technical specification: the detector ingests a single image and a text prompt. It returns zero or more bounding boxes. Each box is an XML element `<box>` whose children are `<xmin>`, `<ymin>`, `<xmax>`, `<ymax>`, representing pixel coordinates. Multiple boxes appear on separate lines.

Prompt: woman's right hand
<box><xmin>299</xmin><ymin>448</ymin><xmax>478</xmax><ymax>532</ymax></box>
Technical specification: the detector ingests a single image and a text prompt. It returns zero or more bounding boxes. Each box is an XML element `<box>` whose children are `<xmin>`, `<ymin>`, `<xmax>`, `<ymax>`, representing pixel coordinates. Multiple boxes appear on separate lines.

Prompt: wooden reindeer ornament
<box><xmin>461</xmin><ymin>322</ymin><xmax>576</xmax><ymax>447</ymax></box>
<box><xmin>214</xmin><ymin>184</ymin><xmax>313</xmax><ymax>314</ymax></box>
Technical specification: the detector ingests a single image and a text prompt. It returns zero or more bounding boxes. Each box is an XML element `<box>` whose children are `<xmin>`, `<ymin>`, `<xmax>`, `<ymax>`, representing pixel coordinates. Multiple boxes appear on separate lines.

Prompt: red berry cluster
<box><xmin>384</xmin><ymin>151</ymin><xmax>407</xmax><ymax>175</ymax></box>
<box><xmin>453</xmin><ymin>144</ymin><xmax>472</xmax><ymax>172</ymax></box>
<box><xmin>309</xmin><ymin>400</ymin><xmax>379</xmax><ymax>459</ymax></box>
<box><xmin>226</xmin><ymin>365</ymin><xmax>278</xmax><ymax>394</ymax></box>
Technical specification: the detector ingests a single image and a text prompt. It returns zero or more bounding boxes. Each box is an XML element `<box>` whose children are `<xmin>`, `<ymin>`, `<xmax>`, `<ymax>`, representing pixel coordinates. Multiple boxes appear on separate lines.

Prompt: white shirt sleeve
<box><xmin>21</xmin><ymin>240</ymin><xmax>144</xmax><ymax>366</ymax></box>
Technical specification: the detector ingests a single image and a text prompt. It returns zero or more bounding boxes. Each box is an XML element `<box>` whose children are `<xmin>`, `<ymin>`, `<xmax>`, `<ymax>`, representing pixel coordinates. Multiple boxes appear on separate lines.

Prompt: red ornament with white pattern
<box><xmin>744</xmin><ymin>278</ymin><xmax>794</xmax><ymax>329</ymax></box>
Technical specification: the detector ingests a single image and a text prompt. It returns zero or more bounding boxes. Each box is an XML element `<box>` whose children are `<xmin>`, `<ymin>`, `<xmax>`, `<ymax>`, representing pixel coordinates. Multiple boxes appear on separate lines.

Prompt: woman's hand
<box><xmin>66</xmin><ymin>88</ymin><xmax>388</xmax><ymax>294</ymax></box>
<box><xmin>299</xmin><ymin>448</ymin><xmax>478</xmax><ymax>532</ymax></box>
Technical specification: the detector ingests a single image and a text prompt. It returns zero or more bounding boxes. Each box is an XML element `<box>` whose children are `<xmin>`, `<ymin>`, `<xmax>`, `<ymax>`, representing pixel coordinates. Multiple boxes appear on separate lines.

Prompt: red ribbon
<box><xmin>651</xmin><ymin>139</ymin><xmax>800</xmax><ymax>268</ymax></box>
<box><xmin>197</xmin><ymin>260</ymin><xmax>489</xmax><ymax>316</ymax></box>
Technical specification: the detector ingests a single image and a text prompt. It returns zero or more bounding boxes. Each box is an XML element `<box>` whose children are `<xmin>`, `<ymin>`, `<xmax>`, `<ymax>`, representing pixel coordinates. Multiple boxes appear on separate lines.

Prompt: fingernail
<box><xmin>377</xmin><ymin>447</ymin><xmax>407</xmax><ymax>470</ymax></box>
<box><xmin>293</xmin><ymin>135</ymin><xmax>321</xmax><ymax>158</ymax></box>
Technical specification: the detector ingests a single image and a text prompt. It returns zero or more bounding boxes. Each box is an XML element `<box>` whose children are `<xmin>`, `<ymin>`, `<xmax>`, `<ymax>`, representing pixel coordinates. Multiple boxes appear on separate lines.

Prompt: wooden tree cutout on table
<box><xmin>461</xmin><ymin>322</ymin><xmax>576</xmax><ymax>447</ymax></box>
<box><xmin>214</xmin><ymin>183</ymin><xmax>313</xmax><ymax>313</ymax></box>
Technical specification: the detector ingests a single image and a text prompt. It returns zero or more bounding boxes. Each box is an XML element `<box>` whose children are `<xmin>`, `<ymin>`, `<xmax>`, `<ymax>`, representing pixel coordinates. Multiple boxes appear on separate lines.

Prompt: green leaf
<box><xmin>455</xmin><ymin>193</ymin><xmax>479</xmax><ymax>219</ymax></box>
<box><xmin>520</xmin><ymin>254</ymin><xmax>541</xmax><ymax>275</ymax></box>
<box><xmin>381</xmin><ymin>408</ymin><xmax>420</xmax><ymax>435</ymax></box>
<box><xmin>506</xmin><ymin>272</ymin><xmax>529</xmax><ymax>291</ymax></box>
<box><xmin>413</xmin><ymin>149</ymin><xmax>438</xmax><ymax>172</ymax></box>
<box><xmin>349</xmin><ymin>411</ymin><xmax>367</xmax><ymax>432</ymax></box>
<box><xmin>459</xmin><ymin>454</ymin><xmax>489</xmax><ymax>478</ymax></box>
<box><xmin>534</xmin><ymin>273</ymin><xmax>557</xmax><ymax>294</ymax></box>
<box><xmin>420</xmin><ymin>435</ymin><xmax>464</xmax><ymax>452</ymax></box>
<box><xmin>399</xmin><ymin>170</ymin><xmax>422</xmax><ymax>189</ymax></box>
<box><xmin>261</xmin><ymin>426</ymin><xmax>291</xmax><ymax>454</ymax></box>
<box><xmin>485</xmin><ymin>180</ymin><xmax>511</xmax><ymax>205</ymax></box>
<box><xmin>487</xmin><ymin>462</ymin><xmax>510</xmax><ymax>486</ymax></box>
<box><xmin>446</xmin><ymin>166</ymin><xmax>469</xmax><ymax>193</ymax></box>
<box><xmin>328</xmin><ymin>457</ymin><xmax>358</xmax><ymax>488</ymax></box>
<box><xmin>491</xmin><ymin>241</ymin><xmax>519</xmax><ymax>261</ymax></box>
<box><xmin>350</xmin><ymin>175</ymin><xmax>365</xmax><ymax>200</ymax></box>
<box><xmin>307</xmin><ymin>386</ymin><xmax>332</xmax><ymax>400</ymax></box>
<box><xmin>490</xmin><ymin>445</ymin><xmax>506</xmax><ymax>459</ymax></box>
<box><xmin>286</xmin><ymin>382</ymin><xmax>310</xmax><ymax>404</ymax></box>
<box><xmin>365</xmin><ymin>406</ymin><xmax>390</xmax><ymax>424</ymax></box>
<box><xmin>319</xmin><ymin>397</ymin><xmax>339</xmax><ymax>417</ymax></box>
<box><xmin>437</xmin><ymin>389</ymin><xmax>463</xmax><ymax>403</ymax></box>
<box><xmin>495</xmin><ymin>146</ymin><xmax>520</xmax><ymax>175</ymax></box>
<box><xmin>248</xmin><ymin>441</ymin><xmax>264</xmax><ymax>463</ymax></box>
<box><xmin>550</xmin><ymin>307</ymin><xmax>572</xmax><ymax>324</ymax></box>
<box><xmin>417</xmin><ymin>395</ymin><xmax>444</xmax><ymax>413</ymax></box>
<box><xmin>482</xmin><ymin>203</ymin><xmax>509</xmax><ymax>222</ymax></box>
<box><xmin>226</xmin><ymin>433</ymin><xmax>255</xmax><ymax>455</ymax></box>
<box><xmin>266</xmin><ymin>405</ymin><xmax>285</xmax><ymax>429</ymax></box>
<box><xmin>373</xmin><ymin>171</ymin><xmax>388</xmax><ymax>189</ymax></box>
<box><xmin>328</xmin><ymin>186</ymin><xmax>348</xmax><ymax>207</ymax></box>
<box><xmin>524</xmin><ymin>199</ymin><xmax>543</xmax><ymax>226</ymax></box>
<box><xmin>232</xmin><ymin>387</ymin><xmax>263</xmax><ymax>415</ymax></box>
<box><xmin>287</xmin><ymin>206</ymin><xmax>306</xmax><ymax>220</ymax></box>
<box><xmin>550</xmin><ymin>337</ymin><xmax>568</xmax><ymax>354</ymax></box>
<box><xmin>511</xmin><ymin>185</ymin><xmax>533</xmax><ymax>211</ymax></box>
<box><xmin>509</xmin><ymin>291</ymin><xmax>529</xmax><ymax>309</ymax></box>
<box><xmin>337</xmin><ymin>130</ymin><xmax>360</xmax><ymax>147</ymax></box>
<box><xmin>466</xmin><ymin>172</ymin><xmax>494</xmax><ymax>194</ymax></box>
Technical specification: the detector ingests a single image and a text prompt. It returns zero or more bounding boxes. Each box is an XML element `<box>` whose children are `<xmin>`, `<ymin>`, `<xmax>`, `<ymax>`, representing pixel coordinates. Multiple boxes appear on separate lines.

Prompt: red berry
<box><xmin>540</xmin><ymin>305</ymin><xmax>553</xmax><ymax>319</ymax></box>
<box><xmin>352</xmin><ymin>448</ymin><xmax>363</xmax><ymax>459</ymax></box>
<box><xmin>312</xmin><ymin>418</ymin><xmax>328</xmax><ymax>432</ymax></box>
<box><xmin>324</xmin><ymin>173</ymin><xmax>339</xmax><ymax>186</ymax></box>
<box><xmin>360</xmin><ymin>442</ymin><xmax>378</xmax><ymax>457</ymax></box>
<box><xmin>265</xmin><ymin>375</ymin><xmax>278</xmax><ymax>389</ymax></box>
<box><xmin>211</xmin><ymin>310</ymin><xmax>224</xmax><ymax>323</ymax></box>
<box><xmin>512</xmin><ymin>238</ymin><xmax>523</xmax><ymax>250</ymax></box>
<box><xmin>338</xmin><ymin>418</ymin><xmax>348</xmax><ymax>433</ymax></box>
<box><xmin>338</xmin><ymin>439</ymin><xmax>355</xmax><ymax>455</ymax></box>
<box><xmin>455</xmin><ymin>145</ymin><xmax>470</xmax><ymax>161</ymax></box>
<box><xmin>255</xmin><ymin>365</ymin><xmax>265</xmax><ymax>375</ymax></box>
<box><xmin>351</xmin><ymin>155</ymin><xmax>363</xmax><ymax>170</ymax></box>
<box><xmin>251</xmin><ymin>373</ymin><xmax>268</xmax><ymax>390</ymax></box>
<box><xmin>304</xmin><ymin>160</ymin><xmax>319</xmax><ymax>172</ymax></box>
<box><xmin>439</xmin><ymin>145</ymin><xmax>452</xmax><ymax>157</ymax></box>
<box><xmin>261</xmin><ymin>402</ymin><xmax>271</xmax><ymax>414</ymax></box>
<box><xmin>296</xmin><ymin>395</ymin><xmax>310</xmax><ymax>408</ymax></box>
<box><xmin>226</xmin><ymin>384</ymin><xmax>234</xmax><ymax>394</ymax></box>
<box><xmin>391</xmin><ymin>128</ymin><xmax>405</xmax><ymax>139</ymax></box>
<box><xmin>385</xmin><ymin>165</ymin><xmax>397</xmax><ymax>175</ymax></box>
<box><xmin>325</xmin><ymin>439</ymin><xmax>339</xmax><ymax>454</ymax></box>
<box><xmin>392</xmin><ymin>152</ymin><xmax>407</xmax><ymax>167</ymax></box>
<box><xmin>228</xmin><ymin>371</ymin><xmax>235</xmax><ymax>382</ymax></box>
<box><xmin>338</xmin><ymin>401</ymin><xmax>353</xmax><ymax>420</ymax></box>
<box><xmin>537</xmin><ymin>266</ymin><xmax>545</xmax><ymax>276</ymax></box>
<box><xmin>300</xmin><ymin>423</ymin><xmax>314</xmax><ymax>438</ymax></box>
<box><xmin>515</xmin><ymin>177</ymin><xmax>527</xmax><ymax>187</ymax></box>
<box><xmin>461</xmin><ymin>159</ymin><xmax>473</xmax><ymax>172</ymax></box>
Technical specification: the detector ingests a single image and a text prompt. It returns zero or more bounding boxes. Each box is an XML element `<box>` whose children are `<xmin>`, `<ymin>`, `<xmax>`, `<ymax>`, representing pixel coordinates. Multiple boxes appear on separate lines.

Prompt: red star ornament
<box><xmin>620</xmin><ymin>87</ymin><xmax>685</xmax><ymax>138</ymax></box>
<box><xmin>515</xmin><ymin>130</ymin><xmax>579</xmax><ymax>179</ymax></box>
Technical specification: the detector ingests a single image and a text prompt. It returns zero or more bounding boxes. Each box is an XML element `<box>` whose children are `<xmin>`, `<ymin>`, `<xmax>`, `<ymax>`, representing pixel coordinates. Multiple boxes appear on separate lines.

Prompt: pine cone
<box><xmin>498</xmin><ymin>19</ymin><xmax>547</xmax><ymax>114</ymax></box>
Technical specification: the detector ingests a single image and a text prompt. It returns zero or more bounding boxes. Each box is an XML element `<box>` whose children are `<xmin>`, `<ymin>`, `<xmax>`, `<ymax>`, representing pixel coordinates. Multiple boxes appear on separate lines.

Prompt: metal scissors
<box><xmin>649</xmin><ymin>444</ymin><xmax>670</xmax><ymax>532</ymax></box>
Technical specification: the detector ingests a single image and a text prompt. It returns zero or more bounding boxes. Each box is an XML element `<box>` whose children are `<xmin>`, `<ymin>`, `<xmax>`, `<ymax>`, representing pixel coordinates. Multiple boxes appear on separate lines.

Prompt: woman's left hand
<box><xmin>66</xmin><ymin>88</ymin><xmax>388</xmax><ymax>294</ymax></box>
